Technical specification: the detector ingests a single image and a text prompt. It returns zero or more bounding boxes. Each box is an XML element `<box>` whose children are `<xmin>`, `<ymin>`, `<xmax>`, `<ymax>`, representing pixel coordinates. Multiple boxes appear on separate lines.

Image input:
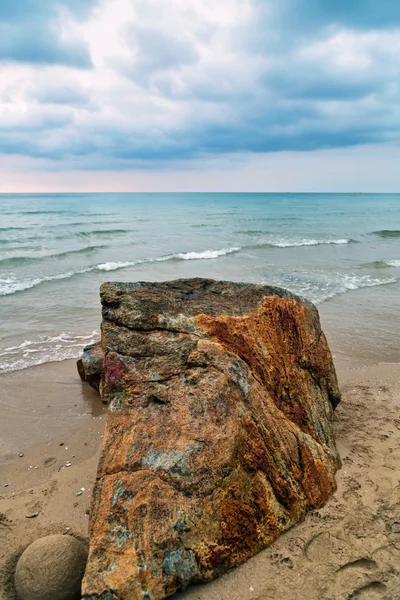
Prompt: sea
<box><xmin>0</xmin><ymin>192</ymin><xmax>399</xmax><ymax>373</ymax></box>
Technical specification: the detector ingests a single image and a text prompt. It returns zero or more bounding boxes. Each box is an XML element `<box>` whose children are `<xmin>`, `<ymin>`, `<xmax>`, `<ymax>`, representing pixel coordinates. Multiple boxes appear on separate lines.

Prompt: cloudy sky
<box><xmin>1</xmin><ymin>0</ymin><xmax>400</xmax><ymax>192</ymax></box>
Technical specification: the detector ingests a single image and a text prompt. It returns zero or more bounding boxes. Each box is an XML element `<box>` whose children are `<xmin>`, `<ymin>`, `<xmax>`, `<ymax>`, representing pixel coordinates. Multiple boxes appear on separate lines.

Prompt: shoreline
<box><xmin>1</xmin><ymin>358</ymin><xmax>400</xmax><ymax>599</ymax></box>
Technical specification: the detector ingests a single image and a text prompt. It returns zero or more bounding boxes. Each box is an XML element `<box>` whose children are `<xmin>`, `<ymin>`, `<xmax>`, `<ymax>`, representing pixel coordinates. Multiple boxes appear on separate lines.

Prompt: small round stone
<box><xmin>15</xmin><ymin>534</ymin><xmax>88</xmax><ymax>600</ymax></box>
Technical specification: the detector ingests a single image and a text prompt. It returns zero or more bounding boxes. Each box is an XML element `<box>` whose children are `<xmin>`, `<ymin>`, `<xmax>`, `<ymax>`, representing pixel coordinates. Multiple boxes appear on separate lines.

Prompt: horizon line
<box><xmin>1</xmin><ymin>190</ymin><xmax>399</xmax><ymax>195</ymax></box>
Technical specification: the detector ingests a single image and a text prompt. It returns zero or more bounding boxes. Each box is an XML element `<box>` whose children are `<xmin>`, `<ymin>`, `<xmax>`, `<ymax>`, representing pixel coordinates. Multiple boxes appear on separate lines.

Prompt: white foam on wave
<box><xmin>0</xmin><ymin>330</ymin><xmax>99</xmax><ymax>373</ymax></box>
<box><xmin>263</xmin><ymin>271</ymin><xmax>397</xmax><ymax>305</ymax></box>
<box><xmin>97</xmin><ymin>261</ymin><xmax>140</xmax><ymax>271</ymax></box>
<box><xmin>1</xmin><ymin>245</ymin><xmax>241</xmax><ymax>293</ymax></box>
<box><xmin>0</xmin><ymin>266</ymin><xmax>94</xmax><ymax>296</ymax></box>
<box><xmin>386</xmin><ymin>259</ymin><xmax>400</xmax><ymax>267</ymax></box>
<box><xmin>340</xmin><ymin>274</ymin><xmax>397</xmax><ymax>292</ymax></box>
<box><xmin>96</xmin><ymin>247</ymin><xmax>241</xmax><ymax>271</ymax></box>
<box><xmin>267</xmin><ymin>238</ymin><xmax>351</xmax><ymax>248</ymax></box>
<box><xmin>174</xmin><ymin>247</ymin><xmax>241</xmax><ymax>260</ymax></box>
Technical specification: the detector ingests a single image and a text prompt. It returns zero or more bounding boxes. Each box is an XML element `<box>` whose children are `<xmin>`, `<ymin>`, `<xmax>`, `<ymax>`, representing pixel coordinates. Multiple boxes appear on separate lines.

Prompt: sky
<box><xmin>1</xmin><ymin>0</ymin><xmax>400</xmax><ymax>192</ymax></box>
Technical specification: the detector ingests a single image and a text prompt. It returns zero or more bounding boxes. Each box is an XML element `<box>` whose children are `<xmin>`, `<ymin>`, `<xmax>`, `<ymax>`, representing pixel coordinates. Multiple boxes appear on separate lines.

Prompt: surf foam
<box><xmin>0</xmin><ymin>330</ymin><xmax>99</xmax><ymax>373</ymax></box>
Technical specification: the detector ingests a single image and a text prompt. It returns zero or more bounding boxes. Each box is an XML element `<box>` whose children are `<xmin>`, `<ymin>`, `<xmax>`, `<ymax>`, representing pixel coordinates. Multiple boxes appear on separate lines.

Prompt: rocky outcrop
<box><xmin>82</xmin><ymin>278</ymin><xmax>341</xmax><ymax>600</ymax></box>
<box><xmin>77</xmin><ymin>342</ymin><xmax>104</xmax><ymax>394</ymax></box>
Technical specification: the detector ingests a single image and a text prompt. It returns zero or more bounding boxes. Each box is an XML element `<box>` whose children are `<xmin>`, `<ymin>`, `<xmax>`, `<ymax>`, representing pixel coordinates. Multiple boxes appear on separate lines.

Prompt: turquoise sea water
<box><xmin>0</xmin><ymin>192</ymin><xmax>399</xmax><ymax>371</ymax></box>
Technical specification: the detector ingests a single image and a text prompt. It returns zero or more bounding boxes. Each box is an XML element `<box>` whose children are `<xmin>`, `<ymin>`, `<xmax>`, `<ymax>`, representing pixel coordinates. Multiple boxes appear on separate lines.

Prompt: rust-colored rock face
<box><xmin>82</xmin><ymin>279</ymin><xmax>341</xmax><ymax>600</ymax></box>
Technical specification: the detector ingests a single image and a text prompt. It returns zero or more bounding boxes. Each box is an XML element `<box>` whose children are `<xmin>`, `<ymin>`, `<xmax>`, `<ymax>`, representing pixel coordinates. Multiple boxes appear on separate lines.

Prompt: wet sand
<box><xmin>1</xmin><ymin>360</ymin><xmax>399</xmax><ymax>599</ymax></box>
<box><xmin>0</xmin><ymin>360</ymin><xmax>106</xmax><ymax>463</ymax></box>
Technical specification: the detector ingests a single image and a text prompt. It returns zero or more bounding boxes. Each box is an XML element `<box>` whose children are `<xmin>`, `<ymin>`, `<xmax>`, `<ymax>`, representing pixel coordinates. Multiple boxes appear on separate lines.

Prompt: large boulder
<box><xmin>77</xmin><ymin>342</ymin><xmax>104</xmax><ymax>394</ymax></box>
<box><xmin>82</xmin><ymin>278</ymin><xmax>341</xmax><ymax>600</ymax></box>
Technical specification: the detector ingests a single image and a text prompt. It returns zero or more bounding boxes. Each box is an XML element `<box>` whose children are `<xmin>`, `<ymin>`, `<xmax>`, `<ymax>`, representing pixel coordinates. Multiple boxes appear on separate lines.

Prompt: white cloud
<box><xmin>299</xmin><ymin>28</ymin><xmax>400</xmax><ymax>72</ymax></box>
<box><xmin>1</xmin><ymin>0</ymin><xmax>400</xmax><ymax>182</ymax></box>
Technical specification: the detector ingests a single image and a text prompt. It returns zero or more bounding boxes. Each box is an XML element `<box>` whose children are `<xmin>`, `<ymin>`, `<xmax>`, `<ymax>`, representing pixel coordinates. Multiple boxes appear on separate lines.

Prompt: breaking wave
<box><xmin>173</xmin><ymin>248</ymin><xmax>241</xmax><ymax>260</ymax></box>
<box><xmin>263</xmin><ymin>272</ymin><xmax>398</xmax><ymax>305</ymax></box>
<box><xmin>0</xmin><ymin>247</ymin><xmax>241</xmax><ymax>294</ymax></box>
<box><xmin>0</xmin><ymin>267</ymin><xmax>94</xmax><ymax>296</ymax></box>
<box><xmin>96</xmin><ymin>247</ymin><xmax>241</xmax><ymax>271</ymax></box>
<box><xmin>252</xmin><ymin>238</ymin><xmax>355</xmax><ymax>248</ymax></box>
<box><xmin>364</xmin><ymin>259</ymin><xmax>400</xmax><ymax>268</ymax></box>
<box><xmin>0</xmin><ymin>330</ymin><xmax>99</xmax><ymax>373</ymax></box>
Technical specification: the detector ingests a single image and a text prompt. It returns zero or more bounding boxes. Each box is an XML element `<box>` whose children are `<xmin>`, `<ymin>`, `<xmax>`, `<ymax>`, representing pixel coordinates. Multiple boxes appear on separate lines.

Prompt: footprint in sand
<box><xmin>326</xmin><ymin>557</ymin><xmax>389</xmax><ymax>600</ymax></box>
<box><xmin>336</xmin><ymin>558</ymin><xmax>378</xmax><ymax>573</ymax></box>
<box><xmin>348</xmin><ymin>581</ymin><xmax>387</xmax><ymax>599</ymax></box>
<box><xmin>25</xmin><ymin>499</ymin><xmax>42</xmax><ymax>516</ymax></box>
<box><xmin>304</xmin><ymin>532</ymin><xmax>333</xmax><ymax>562</ymax></box>
<box><xmin>269</xmin><ymin>552</ymin><xmax>294</xmax><ymax>569</ymax></box>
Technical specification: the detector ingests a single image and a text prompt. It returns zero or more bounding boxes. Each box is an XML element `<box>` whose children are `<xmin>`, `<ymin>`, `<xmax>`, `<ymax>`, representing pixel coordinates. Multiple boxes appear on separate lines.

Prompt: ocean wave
<box><xmin>1</xmin><ymin>209</ymin><xmax>120</xmax><ymax>217</ymax></box>
<box><xmin>0</xmin><ymin>247</ymin><xmax>241</xmax><ymax>294</ymax></box>
<box><xmin>0</xmin><ymin>255</ymin><xmax>41</xmax><ymax>266</ymax></box>
<box><xmin>34</xmin><ymin>219</ymin><xmax>126</xmax><ymax>229</ymax></box>
<box><xmin>365</xmin><ymin>260</ymin><xmax>400</xmax><ymax>268</ymax></box>
<box><xmin>190</xmin><ymin>224</ymin><xmax>220</xmax><ymax>229</ymax></box>
<box><xmin>51</xmin><ymin>244</ymin><xmax>109</xmax><ymax>259</ymax></box>
<box><xmin>173</xmin><ymin>248</ymin><xmax>241</xmax><ymax>260</ymax></box>
<box><xmin>0</xmin><ymin>229</ymin><xmax>133</xmax><ymax>248</ymax></box>
<box><xmin>240</xmin><ymin>217</ymin><xmax>301</xmax><ymax>222</ymax></box>
<box><xmin>0</xmin><ymin>226</ymin><xmax>28</xmax><ymax>232</ymax></box>
<box><xmin>0</xmin><ymin>267</ymin><xmax>94</xmax><ymax>296</ymax></box>
<box><xmin>249</xmin><ymin>238</ymin><xmax>354</xmax><ymax>249</ymax></box>
<box><xmin>77</xmin><ymin>228</ymin><xmax>132</xmax><ymax>237</ymax></box>
<box><xmin>263</xmin><ymin>272</ymin><xmax>397</xmax><ymax>305</ymax></box>
<box><xmin>0</xmin><ymin>244</ymin><xmax>109</xmax><ymax>266</ymax></box>
<box><xmin>97</xmin><ymin>247</ymin><xmax>241</xmax><ymax>271</ymax></box>
<box><xmin>0</xmin><ymin>330</ymin><xmax>99</xmax><ymax>373</ymax></box>
<box><xmin>240</xmin><ymin>217</ymin><xmax>303</xmax><ymax>224</ymax></box>
<box><xmin>236</xmin><ymin>230</ymin><xmax>271</xmax><ymax>236</ymax></box>
<box><xmin>1</xmin><ymin>210</ymin><xmax>79</xmax><ymax>216</ymax></box>
<box><xmin>0</xmin><ymin>241</ymin><xmax>42</xmax><ymax>252</ymax></box>
<box><xmin>97</xmin><ymin>261</ymin><xmax>143</xmax><ymax>271</ymax></box>
<box><xmin>372</xmin><ymin>230</ymin><xmax>400</xmax><ymax>239</ymax></box>
<box><xmin>338</xmin><ymin>274</ymin><xmax>397</xmax><ymax>292</ymax></box>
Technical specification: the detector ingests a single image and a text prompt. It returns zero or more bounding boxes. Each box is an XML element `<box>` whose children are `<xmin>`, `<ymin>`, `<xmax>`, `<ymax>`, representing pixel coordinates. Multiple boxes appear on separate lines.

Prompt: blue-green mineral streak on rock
<box><xmin>162</xmin><ymin>548</ymin><xmax>198</xmax><ymax>582</ymax></box>
<box><xmin>142</xmin><ymin>448</ymin><xmax>195</xmax><ymax>480</ymax></box>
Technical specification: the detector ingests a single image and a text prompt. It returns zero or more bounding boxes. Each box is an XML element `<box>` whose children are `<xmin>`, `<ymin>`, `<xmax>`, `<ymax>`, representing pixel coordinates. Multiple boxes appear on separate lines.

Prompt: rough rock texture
<box><xmin>82</xmin><ymin>278</ymin><xmax>341</xmax><ymax>600</ymax></box>
<box><xmin>15</xmin><ymin>534</ymin><xmax>88</xmax><ymax>600</ymax></box>
<box><xmin>77</xmin><ymin>342</ymin><xmax>104</xmax><ymax>394</ymax></box>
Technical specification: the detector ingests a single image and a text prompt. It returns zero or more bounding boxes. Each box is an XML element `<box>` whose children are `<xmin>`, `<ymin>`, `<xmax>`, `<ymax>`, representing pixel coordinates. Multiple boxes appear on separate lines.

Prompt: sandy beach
<box><xmin>0</xmin><ymin>356</ymin><xmax>399</xmax><ymax>600</ymax></box>
<box><xmin>2</xmin><ymin>0</ymin><xmax>400</xmax><ymax>592</ymax></box>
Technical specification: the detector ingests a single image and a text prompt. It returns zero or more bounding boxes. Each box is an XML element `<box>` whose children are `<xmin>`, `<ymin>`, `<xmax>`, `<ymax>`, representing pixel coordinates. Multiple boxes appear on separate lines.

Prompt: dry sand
<box><xmin>0</xmin><ymin>359</ymin><xmax>399</xmax><ymax>600</ymax></box>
